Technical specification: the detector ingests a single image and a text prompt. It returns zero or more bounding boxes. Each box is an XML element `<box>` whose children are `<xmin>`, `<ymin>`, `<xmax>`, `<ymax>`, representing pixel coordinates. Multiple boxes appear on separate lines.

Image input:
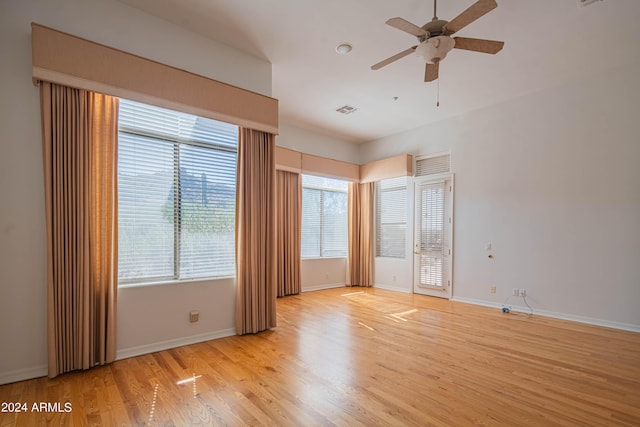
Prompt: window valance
<box><xmin>31</xmin><ymin>23</ymin><xmax>278</xmax><ymax>134</ymax></box>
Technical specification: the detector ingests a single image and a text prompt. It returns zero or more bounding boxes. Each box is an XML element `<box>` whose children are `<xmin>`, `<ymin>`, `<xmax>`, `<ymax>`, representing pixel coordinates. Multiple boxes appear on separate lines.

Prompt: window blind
<box><xmin>417</xmin><ymin>181</ymin><xmax>446</xmax><ymax>287</ymax></box>
<box><xmin>415</xmin><ymin>153</ymin><xmax>450</xmax><ymax>177</ymax></box>
<box><xmin>376</xmin><ymin>176</ymin><xmax>407</xmax><ymax>258</ymax></box>
<box><xmin>301</xmin><ymin>175</ymin><xmax>348</xmax><ymax>258</ymax></box>
<box><xmin>118</xmin><ymin>99</ymin><xmax>238</xmax><ymax>284</ymax></box>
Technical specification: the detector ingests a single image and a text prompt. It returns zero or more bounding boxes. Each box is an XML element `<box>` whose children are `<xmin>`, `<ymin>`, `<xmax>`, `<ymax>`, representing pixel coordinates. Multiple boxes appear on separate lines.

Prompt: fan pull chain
<box><xmin>436</xmin><ymin>77</ymin><xmax>440</xmax><ymax>107</ymax></box>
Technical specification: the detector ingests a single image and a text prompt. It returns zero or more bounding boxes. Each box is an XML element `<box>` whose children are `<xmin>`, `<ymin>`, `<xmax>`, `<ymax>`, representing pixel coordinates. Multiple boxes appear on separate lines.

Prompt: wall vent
<box><xmin>415</xmin><ymin>153</ymin><xmax>451</xmax><ymax>177</ymax></box>
<box><xmin>577</xmin><ymin>0</ymin><xmax>601</xmax><ymax>7</ymax></box>
<box><xmin>336</xmin><ymin>105</ymin><xmax>358</xmax><ymax>114</ymax></box>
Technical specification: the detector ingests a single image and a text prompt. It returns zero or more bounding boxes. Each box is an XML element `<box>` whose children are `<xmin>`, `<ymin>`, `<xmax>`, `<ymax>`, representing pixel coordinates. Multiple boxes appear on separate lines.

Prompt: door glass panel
<box><xmin>414</xmin><ymin>177</ymin><xmax>452</xmax><ymax>299</ymax></box>
<box><xmin>420</xmin><ymin>255</ymin><xmax>443</xmax><ymax>287</ymax></box>
<box><xmin>419</xmin><ymin>182</ymin><xmax>445</xmax><ymax>288</ymax></box>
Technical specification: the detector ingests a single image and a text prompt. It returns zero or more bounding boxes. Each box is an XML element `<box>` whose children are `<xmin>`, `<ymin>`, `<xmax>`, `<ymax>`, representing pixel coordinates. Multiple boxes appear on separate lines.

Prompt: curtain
<box><xmin>348</xmin><ymin>182</ymin><xmax>375</xmax><ymax>287</ymax></box>
<box><xmin>235</xmin><ymin>128</ymin><xmax>277</xmax><ymax>334</ymax></box>
<box><xmin>40</xmin><ymin>82</ymin><xmax>118</xmax><ymax>378</ymax></box>
<box><xmin>275</xmin><ymin>170</ymin><xmax>301</xmax><ymax>297</ymax></box>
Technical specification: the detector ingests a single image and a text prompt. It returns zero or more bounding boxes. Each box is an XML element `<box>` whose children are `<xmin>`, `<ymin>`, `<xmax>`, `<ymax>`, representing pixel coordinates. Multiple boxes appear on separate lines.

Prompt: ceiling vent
<box><xmin>336</xmin><ymin>105</ymin><xmax>358</xmax><ymax>114</ymax></box>
<box><xmin>577</xmin><ymin>0</ymin><xmax>602</xmax><ymax>7</ymax></box>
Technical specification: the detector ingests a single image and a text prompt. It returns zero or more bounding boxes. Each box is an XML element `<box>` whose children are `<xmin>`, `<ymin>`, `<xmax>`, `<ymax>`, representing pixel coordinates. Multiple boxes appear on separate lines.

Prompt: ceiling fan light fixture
<box><xmin>415</xmin><ymin>36</ymin><xmax>455</xmax><ymax>64</ymax></box>
<box><xmin>335</xmin><ymin>42</ymin><xmax>353</xmax><ymax>55</ymax></box>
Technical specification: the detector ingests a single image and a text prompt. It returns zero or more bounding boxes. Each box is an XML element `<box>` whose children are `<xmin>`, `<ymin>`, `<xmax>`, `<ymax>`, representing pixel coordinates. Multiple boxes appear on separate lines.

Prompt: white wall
<box><xmin>116</xmin><ymin>278</ymin><xmax>236</xmax><ymax>360</ymax></box>
<box><xmin>362</xmin><ymin>60</ymin><xmax>640</xmax><ymax>330</ymax></box>
<box><xmin>277</xmin><ymin>122</ymin><xmax>361</xmax><ymax>164</ymax></box>
<box><xmin>301</xmin><ymin>258</ymin><xmax>347</xmax><ymax>292</ymax></box>
<box><xmin>0</xmin><ymin>0</ymin><xmax>271</xmax><ymax>384</ymax></box>
<box><xmin>372</xmin><ymin>177</ymin><xmax>414</xmax><ymax>294</ymax></box>
<box><xmin>3</xmin><ymin>0</ymin><xmax>637</xmax><ymax>387</ymax></box>
<box><xmin>374</xmin><ymin>258</ymin><xmax>413</xmax><ymax>294</ymax></box>
<box><xmin>276</xmin><ymin>123</ymin><xmax>356</xmax><ymax>293</ymax></box>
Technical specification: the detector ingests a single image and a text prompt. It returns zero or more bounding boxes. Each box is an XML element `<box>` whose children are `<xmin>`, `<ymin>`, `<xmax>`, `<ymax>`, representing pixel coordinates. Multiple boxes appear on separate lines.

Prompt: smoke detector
<box><xmin>335</xmin><ymin>43</ymin><xmax>353</xmax><ymax>55</ymax></box>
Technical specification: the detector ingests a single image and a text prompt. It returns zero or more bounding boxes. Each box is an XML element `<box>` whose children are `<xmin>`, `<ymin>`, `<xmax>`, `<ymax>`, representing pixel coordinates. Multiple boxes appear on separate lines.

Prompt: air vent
<box><xmin>336</xmin><ymin>105</ymin><xmax>358</xmax><ymax>114</ymax></box>
<box><xmin>415</xmin><ymin>153</ymin><xmax>451</xmax><ymax>177</ymax></box>
<box><xmin>577</xmin><ymin>0</ymin><xmax>601</xmax><ymax>7</ymax></box>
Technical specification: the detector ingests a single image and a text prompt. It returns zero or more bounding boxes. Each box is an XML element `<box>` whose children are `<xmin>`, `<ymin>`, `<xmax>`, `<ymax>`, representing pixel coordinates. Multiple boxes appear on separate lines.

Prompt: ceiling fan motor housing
<box><xmin>419</xmin><ymin>19</ymin><xmax>449</xmax><ymax>42</ymax></box>
<box><xmin>415</xmin><ymin>35</ymin><xmax>456</xmax><ymax>64</ymax></box>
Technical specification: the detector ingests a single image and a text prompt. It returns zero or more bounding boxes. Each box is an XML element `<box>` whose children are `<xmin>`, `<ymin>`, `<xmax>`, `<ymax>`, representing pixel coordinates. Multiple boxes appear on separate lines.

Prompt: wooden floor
<box><xmin>1</xmin><ymin>287</ymin><xmax>640</xmax><ymax>426</ymax></box>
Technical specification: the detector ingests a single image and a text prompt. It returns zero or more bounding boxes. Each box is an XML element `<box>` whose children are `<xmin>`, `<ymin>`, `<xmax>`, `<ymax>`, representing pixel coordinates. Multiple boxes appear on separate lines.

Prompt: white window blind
<box><xmin>118</xmin><ymin>99</ymin><xmax>238</xmax><ymax>284</ymax></box>
<box><xmin>416</xmin><ymin>181</ymin><xmax>448</xmax><ymax>288</ymax></box>
<box><xmin>376</xmin><ymin>176</ymin><xmax>407</xmax><ymax>258</ymax></box>
<box><xmin>301</xmin><ymin>175</ymin><xmax>348</xmax><ymax>258</ymax></box>
<box><xmin>416</xmin><ymin>153</ymin><xmax>451</xmax><ymax>177</ymax></box>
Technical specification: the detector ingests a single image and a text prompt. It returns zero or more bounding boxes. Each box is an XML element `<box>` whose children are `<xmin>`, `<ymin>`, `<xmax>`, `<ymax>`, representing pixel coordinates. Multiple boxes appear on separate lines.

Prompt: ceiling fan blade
<box><xmin>386</xmin><ymin>17</ymin><xmax>428</xmax><ymax>37</ymax></box>
<box><xmin>444</xmin><ymin>0</ymin><xmax>498</xmax><ymax>34</ymax></box>
<box><xmin>371</xmin><ymin>46</ymin><xmax>417</xmax><ymax>70</ymax></box>
<box><xmin>424</xmin><ymin>62</ymin><xmax>439</xmax><ymax>82</ymax></box>
<box><xmin>453</xmin><ymin>37</ymin><xmax>504</xmax><ymax>54</ymax></box>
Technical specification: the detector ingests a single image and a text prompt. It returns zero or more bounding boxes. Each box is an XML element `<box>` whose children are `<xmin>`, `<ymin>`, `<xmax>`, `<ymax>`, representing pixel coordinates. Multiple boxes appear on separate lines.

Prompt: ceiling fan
<box><xmin>371</xmin><ymin>0</ymin><xmax>504</xmax><ymax>83</ymax></box>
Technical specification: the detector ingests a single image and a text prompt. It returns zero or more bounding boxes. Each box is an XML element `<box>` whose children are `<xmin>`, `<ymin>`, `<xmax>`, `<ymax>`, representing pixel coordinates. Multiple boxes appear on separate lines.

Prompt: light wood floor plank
<box><xmin>1</xmin><ymin>287</ymin><xmax>639</xmax><ymax>426</ymax></box>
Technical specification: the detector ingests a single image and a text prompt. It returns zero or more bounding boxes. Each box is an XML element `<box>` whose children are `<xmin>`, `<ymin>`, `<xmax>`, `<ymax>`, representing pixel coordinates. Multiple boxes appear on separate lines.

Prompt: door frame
<box><xmin>412</xmin><ymin>173</ymin><xmax>454</xmax><ymax>299</ymax></box>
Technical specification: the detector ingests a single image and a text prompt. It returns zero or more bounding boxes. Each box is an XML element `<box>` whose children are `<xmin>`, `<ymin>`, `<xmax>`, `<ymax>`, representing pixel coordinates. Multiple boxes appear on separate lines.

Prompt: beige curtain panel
<box><xmin>275</xmin><ymin>170</ymin><xmax>302</xmax><ymax>297</ymax></box>
<box><xmin>40</xmin><ymin>82</ymin><xmax>118</xmax><ymax>378</ymax></box>
<box><xmin>235</xmin><ymin>128</ymin><xmax>278</xmax><ymax>334</ymax></box>
<box><xmin>348</xmin><ymin>182</ymin><xmax>375</xmax><ymax>287</ymax></box>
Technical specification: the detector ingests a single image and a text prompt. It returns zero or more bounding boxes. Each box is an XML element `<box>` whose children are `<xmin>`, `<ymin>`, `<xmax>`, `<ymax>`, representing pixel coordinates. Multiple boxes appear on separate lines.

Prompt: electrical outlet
<box><xmin>189</xmin><ymin>311</ymin><xmax>199</xmax><ymax>323</ymax></box>
<box><xmin>519</xmin><ymin>289</ymin><xmax>527</xmax><ymax>297</ymax></box>
<box><xmin>512</xmin><ymin>288</ymin><xmax>519</xmax><ymax>296</ymax></box>
<box><xmin>489</xmin><ymin>286</ymin><xmax>496</xmax><ymax>294</ymax></box>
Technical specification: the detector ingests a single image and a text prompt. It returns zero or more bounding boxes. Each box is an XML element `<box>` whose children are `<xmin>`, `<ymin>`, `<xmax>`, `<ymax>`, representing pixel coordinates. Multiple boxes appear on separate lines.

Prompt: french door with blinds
<box><xmin>413</xmin><ymin>176</ymin><xmax>454</xmax><ymax>299</ymax></box>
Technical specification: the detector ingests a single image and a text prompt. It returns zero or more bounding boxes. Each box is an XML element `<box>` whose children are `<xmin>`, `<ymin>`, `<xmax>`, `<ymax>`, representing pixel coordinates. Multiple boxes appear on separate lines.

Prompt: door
<box><xmin>413</xmin><ymin>176</ymin><xmax>453</xmax><ymax>298</ymax></box>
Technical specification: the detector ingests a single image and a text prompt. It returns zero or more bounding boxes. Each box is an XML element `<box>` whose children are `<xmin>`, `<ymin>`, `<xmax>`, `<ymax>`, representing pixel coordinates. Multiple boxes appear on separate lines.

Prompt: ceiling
<box><xmin>117</xmin><ymin>0</ymin><xmax>640</xmax><ymax>143</ymax></box>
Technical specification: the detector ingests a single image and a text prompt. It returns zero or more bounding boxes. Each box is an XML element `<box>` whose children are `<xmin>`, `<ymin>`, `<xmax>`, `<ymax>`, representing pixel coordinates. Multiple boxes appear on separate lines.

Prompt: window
<box><xmin>376</xmin><ymin>176</ymin><xmax>407</xmax><ymax>258</ymax></box>
<box><xmin>117</xmin><ymin>99</ymin><xmax>238</xmax><ymax>284</ymax></box>
<box><xmin>415</xmin><ymin>153</ymin><xmax>451</xmax><ymax>177</ymax></box>
<box><xmin>301</xmin><ymin>175</ymin><xmax>348</xmax><ymax>258</ymax></box>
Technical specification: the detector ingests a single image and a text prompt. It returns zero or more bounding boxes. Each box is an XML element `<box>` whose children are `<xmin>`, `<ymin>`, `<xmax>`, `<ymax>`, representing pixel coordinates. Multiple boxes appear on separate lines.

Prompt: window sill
<box><xmin>118</xmin><ymin>275</ymin><xmax>235</xmax><ymax>289</ymax></box>
<box><xmin>301</xmin><ymin>257</ymin><xmax>347</xmax><ymax>261</ymax></box>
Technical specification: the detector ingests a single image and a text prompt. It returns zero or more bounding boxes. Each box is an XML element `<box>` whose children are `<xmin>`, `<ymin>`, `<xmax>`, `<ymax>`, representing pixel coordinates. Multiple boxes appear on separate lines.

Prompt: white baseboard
<box><xmin>451</xmin><ymin>296</ymin><xmax>640</xmax><ymax>333</ymax></box>
<box><xmin>374</xmin><ymin>283</ymin><xmax>412</xmax><ymax>293</ymax></box>
<box><xmin>116</xmin><ymin>328</ymin><xmax>236</xmax><ymax>361</ymax></box>
<box><xmin>0</xmin><ymin>329</ymin><xmax>237</xmax><ymax>385</ymax></box>
<box><xmin>301</xmin><ymin>282</ymin><xmax>346</xmax><ymax>293</ymax></box>
<box><xmin>0</xmin><ymin>364</ymin><xmax>47</xmax><ymax>386</ymax></box>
